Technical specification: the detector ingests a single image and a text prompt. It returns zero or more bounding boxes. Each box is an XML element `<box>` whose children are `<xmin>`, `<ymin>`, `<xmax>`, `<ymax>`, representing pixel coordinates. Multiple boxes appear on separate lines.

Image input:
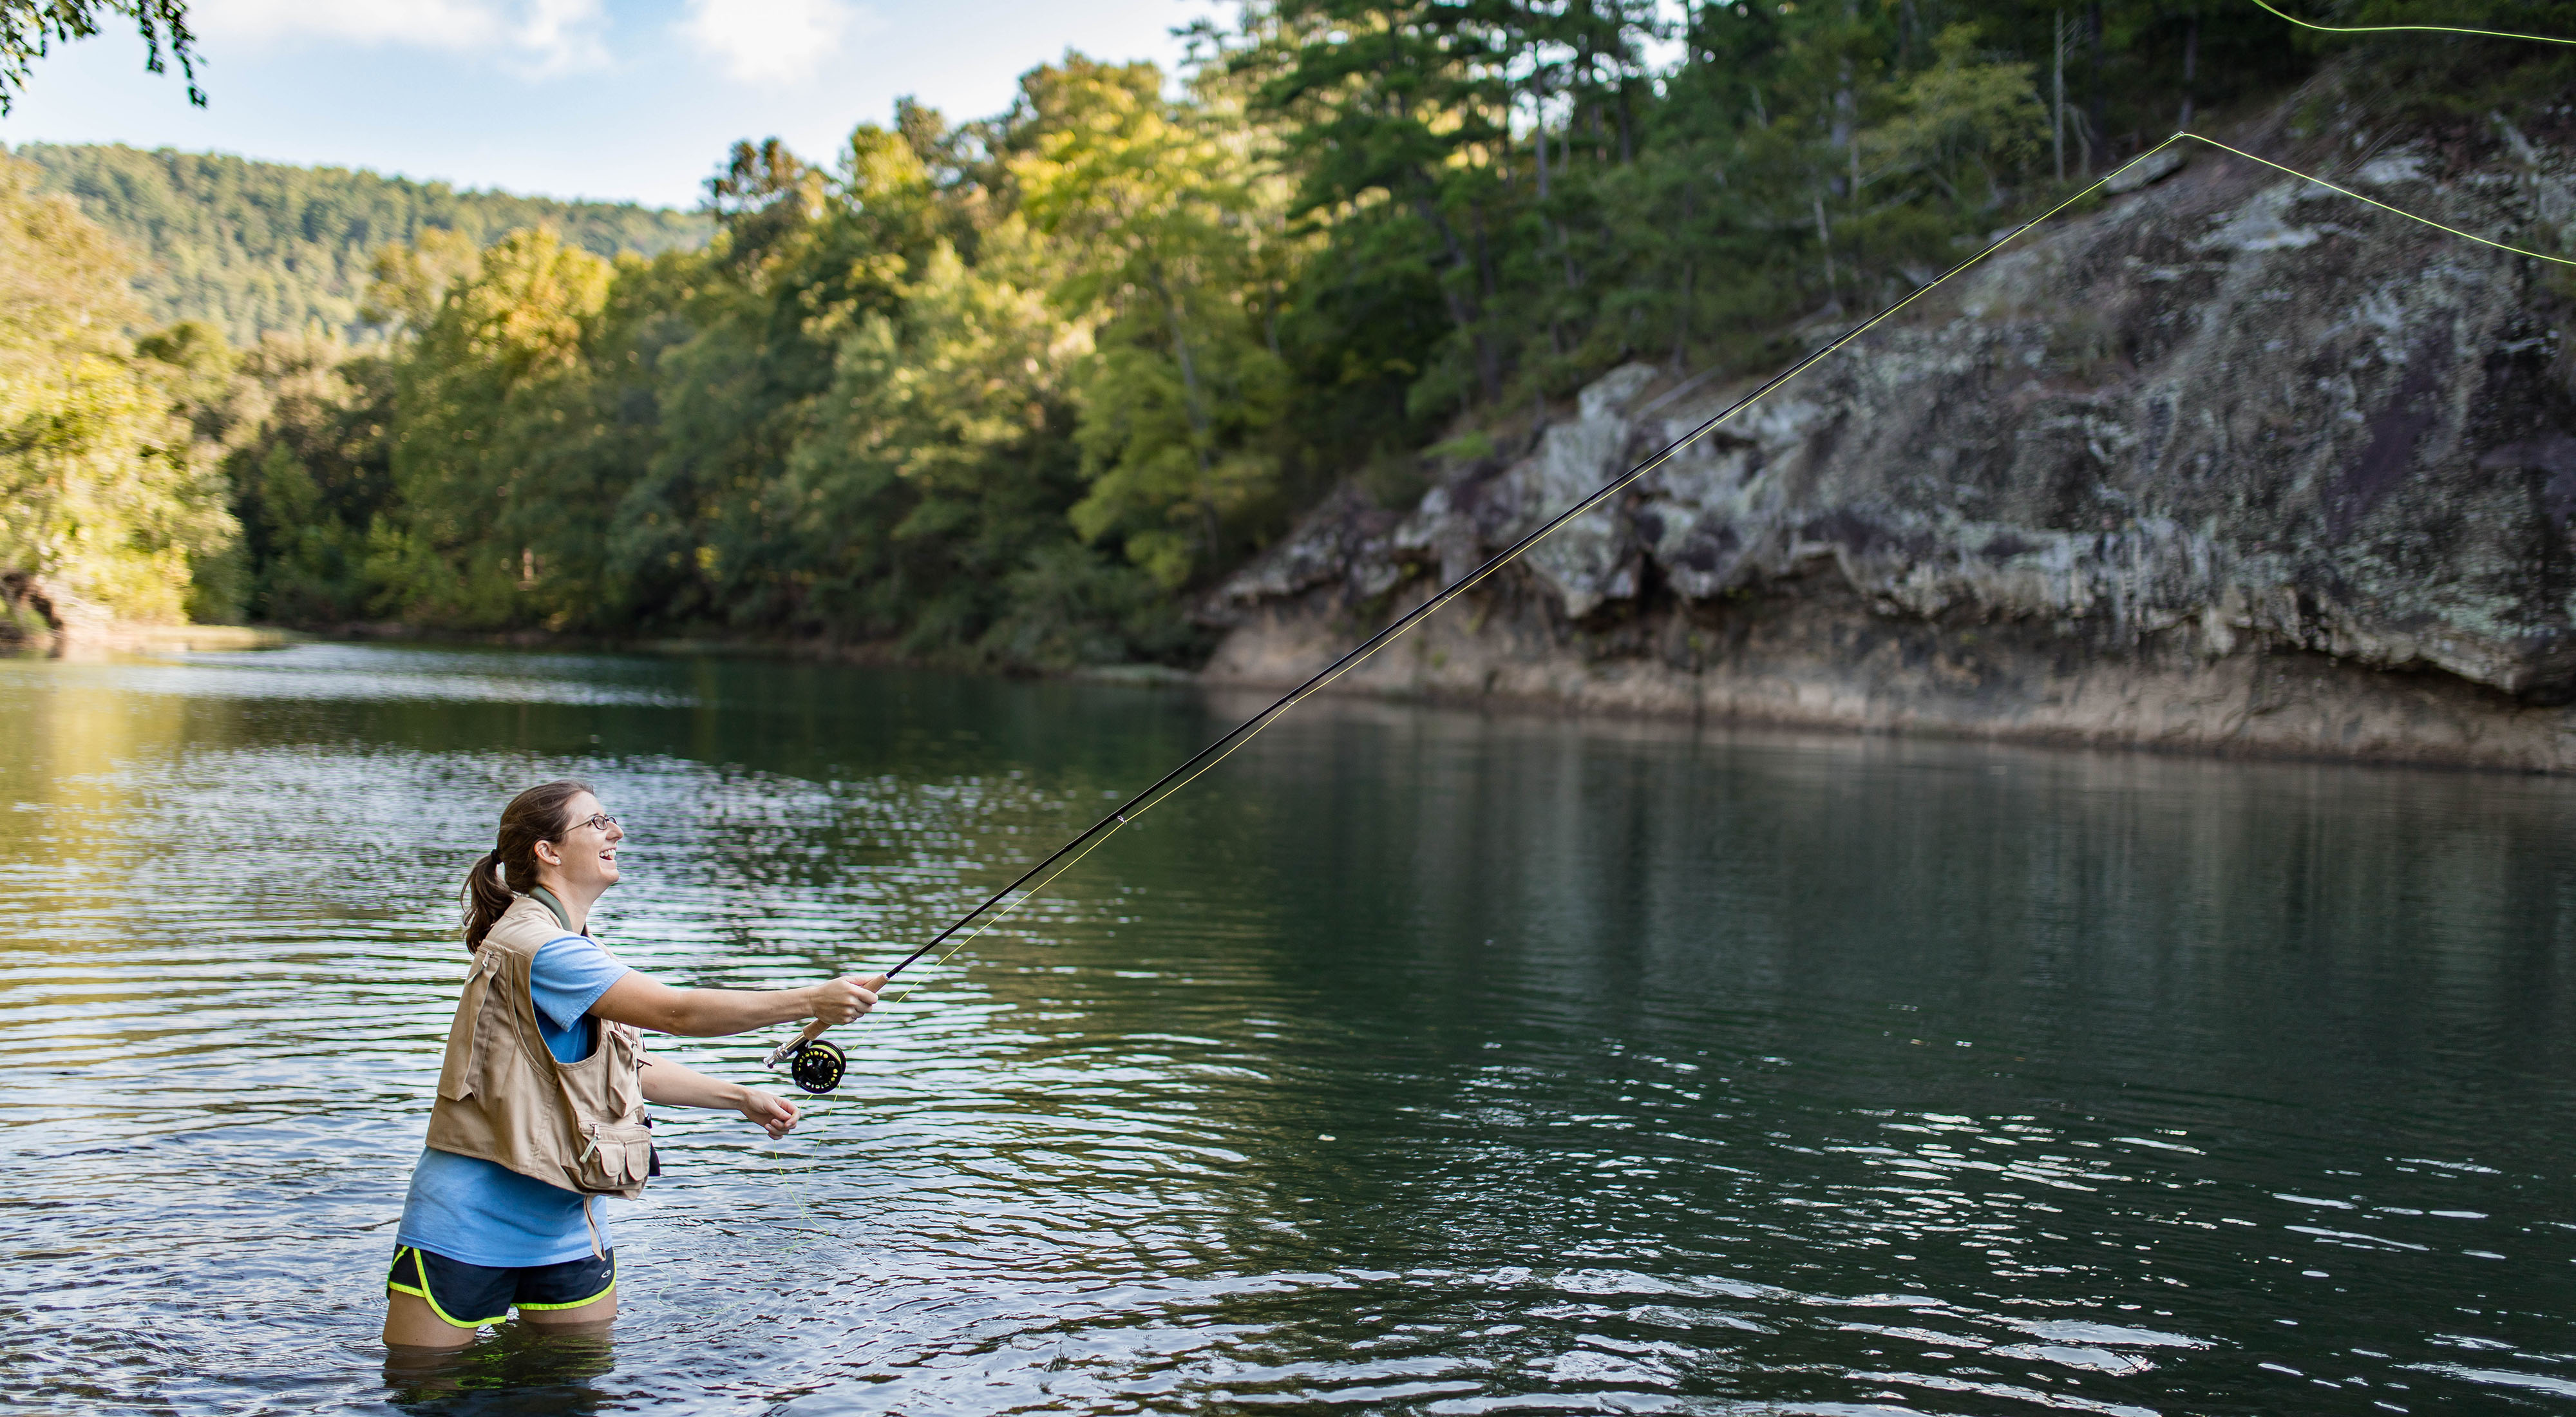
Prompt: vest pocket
<box><xmin>435</xmin><ymin>955</ymin><xmax>503</xmax><ymax>1101</ymax></box>
<box><xmin>573</xmin><ymin>1121</ymin><xmax>657</xmax><ymax>1191</ymax></box>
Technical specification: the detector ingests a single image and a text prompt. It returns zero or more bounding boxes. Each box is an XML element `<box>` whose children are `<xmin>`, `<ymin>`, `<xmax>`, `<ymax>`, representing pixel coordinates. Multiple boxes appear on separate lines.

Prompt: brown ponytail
<box><xmin>460</xmin><ymin>779</ymin><xmax>594</xmax><ymax>950</ymax></box>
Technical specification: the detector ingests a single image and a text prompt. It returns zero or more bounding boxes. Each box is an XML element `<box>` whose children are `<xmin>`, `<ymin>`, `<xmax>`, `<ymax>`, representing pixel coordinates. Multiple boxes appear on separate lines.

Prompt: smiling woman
<box><xmin>382</xmin><ymin>779</ymin><xmax>888</xmax><ymax>1350</ymax></box>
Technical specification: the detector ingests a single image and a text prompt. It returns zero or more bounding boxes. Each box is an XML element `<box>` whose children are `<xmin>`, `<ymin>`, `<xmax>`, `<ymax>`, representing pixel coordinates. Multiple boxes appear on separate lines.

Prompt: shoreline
<box><xmin>1197</xmin><ymin>580</ymin><xmax>2576</xmax><ymax>776</ymax></box>
<box><xmin>29</xmin><ymin>614</ymin><xmax>2576</xmax><ymax>775</ymax></box>
<box><xmin>0</xmin><ymin>622</ymin><xmax>299</xmax><ymax>656</ymax></box>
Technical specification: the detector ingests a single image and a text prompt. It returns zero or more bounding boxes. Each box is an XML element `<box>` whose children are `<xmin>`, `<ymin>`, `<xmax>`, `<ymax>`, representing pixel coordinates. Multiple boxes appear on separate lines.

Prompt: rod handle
<box><xmin>763</xmin><ymin>1017</ymin><xmax>830</xmax><ymax>1071</ymax></box>
<box><xmin>761</xmin><ymin>971</ymin><xmax>893</xmax><ymax>1070</ymax></box>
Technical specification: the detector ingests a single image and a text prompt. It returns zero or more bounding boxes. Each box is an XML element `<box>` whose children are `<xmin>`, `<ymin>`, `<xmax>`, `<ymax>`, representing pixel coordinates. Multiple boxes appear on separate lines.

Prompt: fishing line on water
<box><xmin>759</xmin><ymin>6</ymin><xmax>2576</xmax><ymax>1101</ymax></box>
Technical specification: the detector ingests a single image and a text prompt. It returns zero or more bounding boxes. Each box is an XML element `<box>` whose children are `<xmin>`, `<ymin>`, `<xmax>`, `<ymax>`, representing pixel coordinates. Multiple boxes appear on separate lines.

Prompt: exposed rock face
<box><xmin>1200</xmin><ymin>108</ymin><xmax>2576</xmax><ymax>770</ymax></box>
<box><xmin>0</xmin><ymin>572</ymin><xmax>108</xmax><ymax>646</ymax></box>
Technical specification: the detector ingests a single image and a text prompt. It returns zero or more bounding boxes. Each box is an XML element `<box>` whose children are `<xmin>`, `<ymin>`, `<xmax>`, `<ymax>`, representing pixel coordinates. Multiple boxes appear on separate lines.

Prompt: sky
<box><xmin>0</xmin><ymin>0</ymin><xmax>1221</xmax><ymax>208</ymax></box>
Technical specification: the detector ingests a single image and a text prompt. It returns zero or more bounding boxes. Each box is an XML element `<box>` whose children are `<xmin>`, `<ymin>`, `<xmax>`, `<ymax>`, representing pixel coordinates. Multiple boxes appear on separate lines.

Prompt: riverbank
<box><xmin>296</xmin><ymin>620</ymin><xmax>1208</xmax><ymax>683</ymax></box>
<box><xmin>0</xmin><ymin>622</ymin><xmax>297</xmax><ymax>657</ymax></box>
<box><xmin>1195</xmin><ymin>88</ymin><xmax>2576</xmax><ymax>776</ymax></box>
<box><xmin>86</xmin><ymin>613</ymin><xmax>2566</xmax><ymax>774</ymax></box>
<box><xmin>1200</xmin><ymin>573</ymin><xmax>2576</xmax><ymax>773</ymax></box>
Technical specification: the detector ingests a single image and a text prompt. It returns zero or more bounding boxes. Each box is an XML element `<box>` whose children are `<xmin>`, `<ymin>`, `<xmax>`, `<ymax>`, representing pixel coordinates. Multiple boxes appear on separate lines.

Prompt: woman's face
<box><xmin>546</xmin><ymin>790</ymin><xmax>623</xmax><ymax>893</ymax></box>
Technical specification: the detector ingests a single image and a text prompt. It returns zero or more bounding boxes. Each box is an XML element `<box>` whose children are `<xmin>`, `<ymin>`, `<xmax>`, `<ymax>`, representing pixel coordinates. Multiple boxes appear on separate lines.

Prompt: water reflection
<box><xmin>383</xmin><ymin>1326</ymin><xmax>618</xmax><ymax>1415</ymax></box>
<box><xmin>1</xmin><ymin>643</ymin><xmax>2573</xmax><ymax>1414</ymax></box>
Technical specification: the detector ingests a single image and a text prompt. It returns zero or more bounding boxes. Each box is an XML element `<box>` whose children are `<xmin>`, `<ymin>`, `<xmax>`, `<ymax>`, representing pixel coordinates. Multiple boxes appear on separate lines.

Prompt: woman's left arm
<box><xmin>640</xmin><ymin>1056</ymin><xmax>800</xmax><ymax>1139</ymax></box>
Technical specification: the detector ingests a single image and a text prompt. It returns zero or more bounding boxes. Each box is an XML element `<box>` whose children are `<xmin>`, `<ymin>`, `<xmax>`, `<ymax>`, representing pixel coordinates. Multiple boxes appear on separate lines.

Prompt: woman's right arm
<box><xmin>589</xmin><ymin>971</ymin><xmax>883</xmax><ymax>1038</ymax></box>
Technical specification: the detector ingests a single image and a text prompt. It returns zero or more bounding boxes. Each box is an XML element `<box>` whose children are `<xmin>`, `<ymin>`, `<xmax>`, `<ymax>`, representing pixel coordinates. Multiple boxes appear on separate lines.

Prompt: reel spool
<box><xmin>785</xmin><ymin>1038</ymin><xmax>846</xmax><ymax>1094</ymax></box>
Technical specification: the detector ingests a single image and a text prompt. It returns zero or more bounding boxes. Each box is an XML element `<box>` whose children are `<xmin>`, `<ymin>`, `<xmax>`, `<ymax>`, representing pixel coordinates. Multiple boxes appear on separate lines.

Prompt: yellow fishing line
<box><xmin>759</xmin><ymin>124</ymin><xmax>2567</xmax><ymax>1225</ymax></box>
<box><xmin>831</xmin><ymin>130</ymin><xmax>2570</xmax><ymax>1038</ymax></box>
<box><xmin>758</xmin><ymin>12</ymin><xmax>2576</xmax><ymax>1230</ymax></box>
<box><xmin>2181</xmin><ymin>132</ymin><xmax>2576</xmax><ymax>265</ymax></box>
<box><xmin>874</xmin><ymin>819</ymin><xmax>1129</xmax><ymax>1010</ymax></box>
<box><xmin>843</xmin><ymin>147</ymin><xmax>2180</xmax><ymax>1023</ymax></box>
<box><xmin>2247</xmin><ymin>0</ymin><xmax>2576</xmax><ymax>46</ymax></box>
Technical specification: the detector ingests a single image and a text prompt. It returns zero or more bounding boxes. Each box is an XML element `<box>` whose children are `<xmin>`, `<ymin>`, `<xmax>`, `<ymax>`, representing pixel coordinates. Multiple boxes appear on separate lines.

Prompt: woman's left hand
<box><xmin>736</xmin><ymin>1087</ymin><xmax>799</xmax><ymax>1139</ymax></box>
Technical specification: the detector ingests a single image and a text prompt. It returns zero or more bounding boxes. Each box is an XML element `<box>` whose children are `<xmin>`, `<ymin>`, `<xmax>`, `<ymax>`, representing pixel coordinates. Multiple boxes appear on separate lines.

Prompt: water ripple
<box><xmin>3</xmin><ymin>647</ymin><xmax>2574</xmax><ymax>1412</ymax></box>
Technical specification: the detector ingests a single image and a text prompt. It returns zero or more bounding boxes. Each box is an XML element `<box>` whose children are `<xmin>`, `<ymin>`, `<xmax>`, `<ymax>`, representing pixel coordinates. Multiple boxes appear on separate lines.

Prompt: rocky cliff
<box><xmin>1198</xmin><ymin>95</ymin><xmax>2576</xmax><ymax>770</ymax></box>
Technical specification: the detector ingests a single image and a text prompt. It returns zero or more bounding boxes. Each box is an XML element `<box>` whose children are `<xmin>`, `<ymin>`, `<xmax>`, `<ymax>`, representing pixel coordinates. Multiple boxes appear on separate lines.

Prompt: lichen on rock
<box><xmin>1201</xmin><ymin>103</ymin><xmax>2576</xmax><ymax>769</ymax></box>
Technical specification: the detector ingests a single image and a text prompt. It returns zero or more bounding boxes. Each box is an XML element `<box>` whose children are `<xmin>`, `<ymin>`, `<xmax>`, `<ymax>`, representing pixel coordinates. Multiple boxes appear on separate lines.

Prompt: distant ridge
<box><xmin>6</xmin><ymin>142</ymin><xmax>713</xmax><ymax>343</ymax></box>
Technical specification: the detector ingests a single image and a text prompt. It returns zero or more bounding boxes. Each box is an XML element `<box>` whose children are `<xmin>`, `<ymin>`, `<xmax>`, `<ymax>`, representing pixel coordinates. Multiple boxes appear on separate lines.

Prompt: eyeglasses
<box><xmin>560</xmin><ymin>813</ymin><xmax>620</xmax><ymax>836</ymax></box>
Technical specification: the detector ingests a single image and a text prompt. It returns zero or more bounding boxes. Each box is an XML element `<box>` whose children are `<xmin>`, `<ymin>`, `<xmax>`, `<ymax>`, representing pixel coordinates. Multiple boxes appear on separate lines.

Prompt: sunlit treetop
<box><xmin>0</xmin><ymin>0</ymin><xmax>201</xmax><ymax>114</ymax></box>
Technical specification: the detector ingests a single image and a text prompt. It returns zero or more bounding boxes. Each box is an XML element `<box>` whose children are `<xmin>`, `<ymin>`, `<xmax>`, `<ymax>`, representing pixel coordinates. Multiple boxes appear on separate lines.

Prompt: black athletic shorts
<box><xmin>387</xmin><ymin>1244</ymin><xmax>615</xmax><ymax>1329</ymax></box>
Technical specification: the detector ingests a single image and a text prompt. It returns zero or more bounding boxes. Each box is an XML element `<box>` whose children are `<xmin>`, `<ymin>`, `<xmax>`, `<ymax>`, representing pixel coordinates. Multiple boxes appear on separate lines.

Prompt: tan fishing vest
<box><xmin>424</xmin><ymin>891</ymin><xmax>656</xmax><ymax>1222</ymax></box>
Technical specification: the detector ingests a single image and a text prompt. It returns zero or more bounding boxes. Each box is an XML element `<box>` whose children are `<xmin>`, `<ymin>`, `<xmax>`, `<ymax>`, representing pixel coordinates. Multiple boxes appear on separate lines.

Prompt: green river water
<box><xmin>3</xmin><ymin>642</ymin><xmax>2573</xmax><ymax>1414</ymax></box>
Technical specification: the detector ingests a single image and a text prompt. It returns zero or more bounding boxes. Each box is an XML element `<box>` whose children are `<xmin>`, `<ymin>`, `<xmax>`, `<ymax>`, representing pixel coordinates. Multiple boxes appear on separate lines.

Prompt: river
<box><xmin>3</xmin><ymin>642</ymin><xmax>2572</xmax><ymax>1414</ymax></box>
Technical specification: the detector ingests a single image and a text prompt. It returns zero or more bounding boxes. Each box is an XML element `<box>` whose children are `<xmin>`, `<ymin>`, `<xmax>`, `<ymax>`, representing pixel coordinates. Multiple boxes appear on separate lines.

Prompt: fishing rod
<box><xmin>757</xmin><ymin>200</ymin><xmax>2069</xmax><ymax>1094</ymax></box>
<box><xmin>761</xmin><ymin>120</ymin><xmax>2576</xmax><ymax>1097</ymax></box>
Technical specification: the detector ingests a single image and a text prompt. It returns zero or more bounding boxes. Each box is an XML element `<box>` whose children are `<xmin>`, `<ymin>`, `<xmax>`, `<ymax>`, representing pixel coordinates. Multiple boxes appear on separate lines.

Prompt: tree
<box><xmin>1</xmin><ymin>0</ymin><xmax>199</xmax><ymax>113</ymax></box>
<box><xmin>1252</xmin><ymin>1</ymin><xmax>1521</xmax><ymax>412</ymax></box>
<box><xmin>1014</xmin><ymin>56</ymin><xmax>1298</xmax><ymax>589</ymax></box>
<box><xmin>782</xmin><ymin>231</ymin><xmax>1086</xmax><ymax>652</ymax></box>
<box><xmin>52</xmin><ymin>1</ymin><xmax>2412</xmax><ymax>661</ymax></box>
<box><xmin>363</xmin><ymin>228</ymin><xmax>486</xmax><ymax>336</ymax></box>
<box><xmin>1863</xmin><ymin>24</ymin><xmax>2049</xmax><ymax>213</ymax></box>
<box><xmin>370</xmin><ymin>227</ymin><xmax>612</xmax><ymax>627</ymax></box>
<box><xmin>0</xmin><ymin>156</ymin><xmax>233</xmax><ymax>623</ymax></box>
<box><xmin>220</xmin><ymin>334</ymin><xmax>396</xmax><ymax>623</ymax></box>
<box><xmin>607</xmin><ymin>131</ymin><xmax>924</xmax><ymax>631</ymax></box>
<box><xmin>17</xmin><ymin>143</ymin><xmax>710</xmax><ymax>343</ymax></box>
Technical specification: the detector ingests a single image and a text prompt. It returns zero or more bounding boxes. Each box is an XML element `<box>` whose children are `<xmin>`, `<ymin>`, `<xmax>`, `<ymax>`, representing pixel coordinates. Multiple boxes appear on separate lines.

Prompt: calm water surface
<box><xmin>4</xmin><ymin>643</ymin><xmax>2575</xmax><ymax>1414</ymax></box>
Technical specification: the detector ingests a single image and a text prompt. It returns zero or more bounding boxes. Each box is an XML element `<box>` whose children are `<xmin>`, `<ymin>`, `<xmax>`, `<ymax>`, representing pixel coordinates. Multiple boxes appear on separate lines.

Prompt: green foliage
<box><xmin>1016</xmin><ymin>58</ymin><xmax>1298</xmax><ymax>589</ymax></box>
<box><xmin>1864</xmin><ymin>26</ymin><xmax>2049</xmax><ymax>209</ymax></box>
<box><xmin>1</xmin><ymin>0</ymin><xmax>197</xmax><ymax>114</ymax></box>
<box><xmin>33</xmin><ymin>0</ymin><xmax>2547</xmax><ymax>660</ymax></box>
<box><xmin>221</xmin><ymin>338</ymin><xmax>395</xmax><ymax>623</ymax></box>
<box><xmin>0</xmin><ymin>155</ymin><xmax>232</xmax><ymax>622</ymax></box>
<box><xmin>373</xmin><ymin>228</ymin><xmax>614</xmax><ymax>629</ymax></box>
<box><xmin>782</xmin><ymin>233</ymin><xmax>1083</xmax><ymax>652</ymax></box>
<box><xmin>2312</xmin><ymin>0</ymin><xmax>2576</xmax><ymax>115</ymax></box>
<box><xmin>8</xmin><ymin>143</ymin><xmax>709</xmax><ymax>342</ymax></box>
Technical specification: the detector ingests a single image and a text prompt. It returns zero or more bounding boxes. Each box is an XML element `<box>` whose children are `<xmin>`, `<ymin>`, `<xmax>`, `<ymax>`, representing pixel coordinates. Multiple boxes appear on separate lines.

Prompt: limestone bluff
<box><xmin>1198</xmin><ymin>97</ymin><xmax>2576</xmax><ymax>770</ymax></box>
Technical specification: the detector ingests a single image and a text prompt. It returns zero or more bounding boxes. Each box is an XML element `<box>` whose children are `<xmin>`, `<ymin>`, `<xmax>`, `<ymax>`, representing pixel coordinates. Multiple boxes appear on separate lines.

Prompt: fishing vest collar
<box><xmin>528</xmin><ymin>884</ymin><xmax>582</xmax><ymax>935</ymax></box>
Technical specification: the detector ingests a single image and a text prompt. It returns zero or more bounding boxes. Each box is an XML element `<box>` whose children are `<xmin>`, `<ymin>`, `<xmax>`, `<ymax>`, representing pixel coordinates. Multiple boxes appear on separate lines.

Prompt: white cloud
<box><xmin>508</xmin><ymin>0</ymin><xmax>612</xmax><ymax>76</ymax></box>
<box><xmin>677</xmin><ymin>0</ymin><xmax>878</xmax><ymax>86</ymax></box>
<box><xmin>196</xmin><ymin>0</ymin><xmax>610</xmax><ymax>77</ymax></box>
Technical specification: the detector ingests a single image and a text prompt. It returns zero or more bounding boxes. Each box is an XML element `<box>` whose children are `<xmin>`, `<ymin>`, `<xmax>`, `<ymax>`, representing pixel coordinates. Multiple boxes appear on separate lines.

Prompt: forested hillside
<box><xmin>6</xmin><ymin>143</ymin><xmax>710</xmax><ymax>340</ymax></box>
<box><xmin>5</xmin><ymin>0</ymin><xmax>2570</xmax><ymax>663</ymax></box>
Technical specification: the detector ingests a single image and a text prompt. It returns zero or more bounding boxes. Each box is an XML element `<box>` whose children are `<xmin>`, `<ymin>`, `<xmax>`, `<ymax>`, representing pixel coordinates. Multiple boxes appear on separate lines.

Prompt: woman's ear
<box><xmin>534</xmin><ymin>839</ymin><xmax>563</xmax><ymax>869</ymax></box>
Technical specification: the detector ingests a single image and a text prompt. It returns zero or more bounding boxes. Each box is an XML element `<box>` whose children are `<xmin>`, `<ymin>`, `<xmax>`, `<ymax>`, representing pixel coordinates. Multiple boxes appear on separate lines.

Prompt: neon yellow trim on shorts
<box><xmin>515</xmin><ymin>1254</ymin><xmax>616</xmax><ymax>1311</ymax></box>
<box><xmin>389</xmin><ymin>1246</ymin><xmax>509</xmax><ymax>1329</ymax></box>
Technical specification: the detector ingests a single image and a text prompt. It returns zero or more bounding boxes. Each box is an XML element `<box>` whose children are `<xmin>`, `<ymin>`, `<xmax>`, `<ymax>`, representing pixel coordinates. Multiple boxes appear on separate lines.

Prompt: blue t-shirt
<box><xmin>397</xmin><ymin>933</ymin><xmax>634</xmax><ymax>1267</ymax></box>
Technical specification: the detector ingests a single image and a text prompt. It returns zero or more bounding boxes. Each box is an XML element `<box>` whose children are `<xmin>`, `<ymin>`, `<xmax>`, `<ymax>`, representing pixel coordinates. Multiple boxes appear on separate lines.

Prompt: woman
<box><xmin>383</xmin><ymin>779</ymin><xmax>882</xmax><ymax>1349</ymax></box>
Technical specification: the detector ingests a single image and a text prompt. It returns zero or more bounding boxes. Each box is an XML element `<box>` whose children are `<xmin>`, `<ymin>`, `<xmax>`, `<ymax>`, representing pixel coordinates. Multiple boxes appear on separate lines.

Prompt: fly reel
<box><xmin>784</xmin><ymin>1038</ymin><xmax>846</xmax><ymax>1094</ymax></box>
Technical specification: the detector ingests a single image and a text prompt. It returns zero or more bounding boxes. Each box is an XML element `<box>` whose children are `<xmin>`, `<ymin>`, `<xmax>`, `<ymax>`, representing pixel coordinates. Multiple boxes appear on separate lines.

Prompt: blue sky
<box><xmin>0</xmin><ymin>0</ymin><xmax>1218</xmax><ymax>208</ymax></box>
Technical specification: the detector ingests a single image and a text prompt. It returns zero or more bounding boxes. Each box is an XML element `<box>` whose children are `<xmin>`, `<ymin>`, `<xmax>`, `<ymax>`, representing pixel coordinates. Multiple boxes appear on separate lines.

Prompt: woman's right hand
<box><xmin>804</xmin><ymin>974</ymin><xmax>885</xmax><ymax>1025</ymax></box>
<box><xmin>597</xmin><ymin>970</ymin><xmax>889</xmax><ymax>1038</ymax></box>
